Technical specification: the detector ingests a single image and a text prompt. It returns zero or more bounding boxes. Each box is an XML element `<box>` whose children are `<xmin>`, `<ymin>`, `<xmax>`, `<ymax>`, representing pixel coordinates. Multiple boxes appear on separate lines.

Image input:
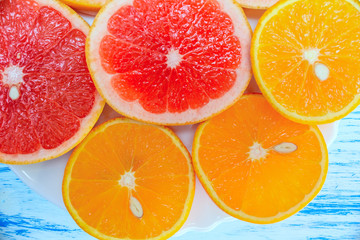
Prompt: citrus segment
<box><xmin>87</xmin><ymin>0</ymin><xmax>251</xmax><ymax>125</ymax></box>
<box><xmin>0</xmin><ymin>0</ymin><xmax>104</xmax><ymax>164</ymax></box>
<box><xmin>63</xmin><ymin>118</ymin><xmax>195</xmax><ymax>240</ymax></box>
<box><xmin>252</xmin><ymin>0</ymin><xmax>360</xmax><ymax>124</ymax></box>
<box><xmin>193</xmin><ymin>94</ymin><xmax>328</xmax><ymax>223</ymax></box>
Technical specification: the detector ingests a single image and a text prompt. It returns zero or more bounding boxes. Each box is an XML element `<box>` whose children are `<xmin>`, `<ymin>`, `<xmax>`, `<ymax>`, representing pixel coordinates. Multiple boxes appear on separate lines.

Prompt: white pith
<box><xmin>0</xmin><ymin>0</ymin><xmax>105</xmax><ymax>164</ymax></box>
<box><xmin>248</xmin><ymin>142</ymin><xmax>268</xmax><ymax>161</ymax></box>
<box><xmin>119</xmin><ymin>170</ymin><xmax>136</xmax><ymax>190</ymax></box>
<box><xmin>303</xmin><ymin>48</ymin><xmax>319</xmax><ymax>64</ymax></box>
<box><xmin>2</xmin><ymin>65</ymin><xmax>24</xmax><ymax>86</ymax></box>
<box><xmin>303</xmin><ymin>49</ymin><xmax>330</xmax><ymax>81</ymax></box>
<box><xmin>87</xmin><ymin>0</ymin><xmax>252</xmax><ymax>124</ymax></box>
<box><xmin>166</xmin><ymin>48</ymin><xmax>182</xmax><ymax>69</ymax></box>
<box><xmin>2</xmin><ymin>65</ymin><xmax>25</xmax><ymax>100</ymax></box>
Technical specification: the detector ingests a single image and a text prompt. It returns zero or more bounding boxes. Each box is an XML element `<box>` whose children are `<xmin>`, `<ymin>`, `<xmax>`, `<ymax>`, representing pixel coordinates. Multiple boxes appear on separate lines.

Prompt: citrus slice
<box><xmin>63</xmin><ymin>118</ymin><xmax>195</xmax><ymax>240</ymax></box>
<box><xmin>236</xmin><ymin>0</ymin><xmax>278</xmax><ymax>9</ymax></box>
<box><xmin>252</xmin><ymin>0</ymin><xmax>360</xmax><ymax>124</ymax></box>
<box><xmin>60</xmin><ymin>0</ymin><xmax>106</xmax><ymax>12</ymax></box>
<box><xmin>0</xmin><ymin>0</ymin><xmax>104</xmax><ymax>164</ymax></box>
<box><xmin>193</xmin><ymin>94</ymin><xmax>328</xmax><ymax>224</ymax></box>
<box><xmin>87</xmin><ymin>0</ymin><xmax>252</xmax><ymax>125</ymax></box>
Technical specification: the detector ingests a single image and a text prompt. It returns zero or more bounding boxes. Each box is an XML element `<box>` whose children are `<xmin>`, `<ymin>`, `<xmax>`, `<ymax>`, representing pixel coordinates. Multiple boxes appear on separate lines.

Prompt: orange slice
<box><xmin>0</xmin><ymin>0</ymin><xmax>104</xmax><ymax>164</ymax></box>
<box><xmin>236</xmin><ymin>0</ymin><xmax>279</xmax><ymax>9</ymax></box>
<box><xmin>86</xmin><ymin>0</ymin><xmax>252</xmax><ymax>125</ymax></box>
<box><xmin>63</xmin><ymin>118</ymin><xmax>195</xmax><ymax>240</ymax></box>
<box><xmin>192</xmin><ymin>94</ymin><xmax>328</xmax><ymax>224</ymax></box>
<box><xmin>60</xmin><ymin>0</ymin><xmax>106</xmax><ymax>11</ymax></box>
<box><xmin>252</xmin><ymin>0</ymin><xmax>360</xmax><ymax>124</ymax></box>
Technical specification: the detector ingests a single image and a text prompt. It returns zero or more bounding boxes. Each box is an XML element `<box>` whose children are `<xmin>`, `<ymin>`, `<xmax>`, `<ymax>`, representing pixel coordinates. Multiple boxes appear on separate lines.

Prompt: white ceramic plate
<box><xmin>9</xmin><ymin>8</ymin><xmax>339</xmax><ymax>237</ymax></box>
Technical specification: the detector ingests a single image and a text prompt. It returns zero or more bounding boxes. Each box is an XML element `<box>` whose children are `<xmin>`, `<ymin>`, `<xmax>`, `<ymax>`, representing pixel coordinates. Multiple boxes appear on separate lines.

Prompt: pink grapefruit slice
<box><xmin>236</xmin><ymin>0</ymin><xmax>279</xmax><ymax>9</ymax></box>
<box><xmin>0</xmin><ymin>0</ymin><xmax>104</xmax><ymax>164</ymax></box>
<box><xmin>87</xmin><ymin>0</ymin><xmax>252</xmax><ymax>125</ymax></box>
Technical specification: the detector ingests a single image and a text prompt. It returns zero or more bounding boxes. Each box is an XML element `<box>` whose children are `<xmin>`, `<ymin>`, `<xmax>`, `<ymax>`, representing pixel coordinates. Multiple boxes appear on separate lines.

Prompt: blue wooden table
<box><xmin>1</xmin><ymin>107</ymin><xmax>360</xmax><ymax>240</ymax></box>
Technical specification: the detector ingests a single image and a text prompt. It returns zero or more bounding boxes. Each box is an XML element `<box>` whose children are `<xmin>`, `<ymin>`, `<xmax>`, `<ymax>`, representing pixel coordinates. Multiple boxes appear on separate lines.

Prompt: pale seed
<box><xmin>130</xmin><ymin>196</ymin><xmax>143</xmax><ymax>218</ymax></box>
<box><xmin>273</xmin><ymin>142</ymin><xmax>297</xmax><ymax>154</ymax></box>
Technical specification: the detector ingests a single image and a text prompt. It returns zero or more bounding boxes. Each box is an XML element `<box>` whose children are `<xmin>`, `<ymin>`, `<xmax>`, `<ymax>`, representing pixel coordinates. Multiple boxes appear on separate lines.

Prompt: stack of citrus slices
<box><xmin>1</xmin><ymin>0</ymin><xmax>360</xmax><ymax>239</ymax></box>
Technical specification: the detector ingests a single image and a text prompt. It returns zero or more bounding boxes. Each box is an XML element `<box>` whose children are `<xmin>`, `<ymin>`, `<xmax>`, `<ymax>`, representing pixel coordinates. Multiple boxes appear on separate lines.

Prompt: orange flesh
<box><xmin>64</xmin><ymin>119</ymin><xmax>194</xmax><ymax>239</ymax></box>
<box><xmin>194</xmin><ymin>95</ymin><xmax>327</xmax><ymax>222</ymax></box>
<box><xmin>254</xmin><ymin>0</ymin><xmax>360</xmax><ymax>121</ymax></box>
